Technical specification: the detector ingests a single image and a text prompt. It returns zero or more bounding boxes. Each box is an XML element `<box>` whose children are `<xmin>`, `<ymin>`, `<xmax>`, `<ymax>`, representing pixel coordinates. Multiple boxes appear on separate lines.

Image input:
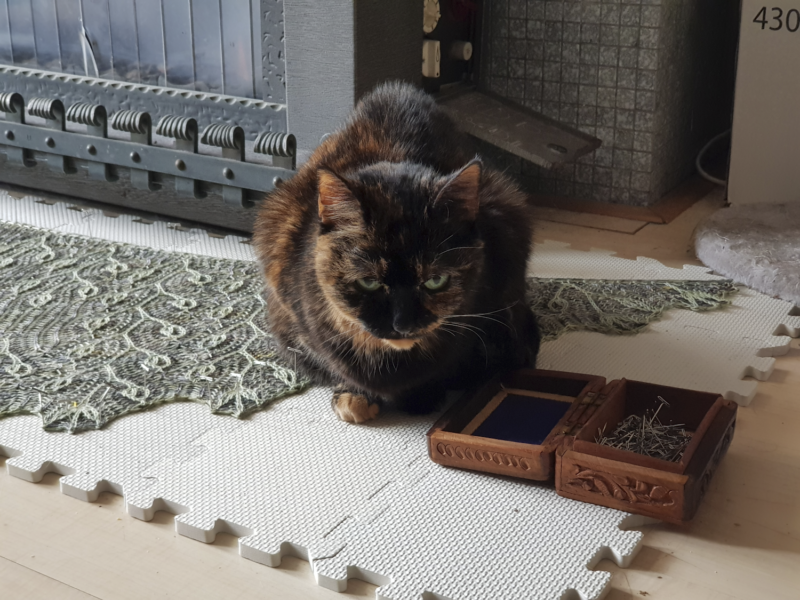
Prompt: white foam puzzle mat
<box><xmin>1</xmin><ymin>191</ymin><xmax>799</xmax><ymax>599</ymax></box>
<box><xmin>0</xmin><ymin>392</ymin><xmax>646</xmax><ymax>600</ymax></box>
<box><xmin>528</xmin><ymin>241</ymin><xmax>800</xmax><ymax>406</ymax></box>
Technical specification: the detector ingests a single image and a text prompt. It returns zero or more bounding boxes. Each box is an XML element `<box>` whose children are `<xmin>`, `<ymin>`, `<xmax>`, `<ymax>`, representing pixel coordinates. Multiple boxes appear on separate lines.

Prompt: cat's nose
<box><xmin>392</xmin><ymin>316</ymin><xmax>415</xmax><ymax>336</ymax></box>
<box><xmin>392</xmin><ymin>289</ymin><xmax>417</xmax><ymax>336</ymax></box>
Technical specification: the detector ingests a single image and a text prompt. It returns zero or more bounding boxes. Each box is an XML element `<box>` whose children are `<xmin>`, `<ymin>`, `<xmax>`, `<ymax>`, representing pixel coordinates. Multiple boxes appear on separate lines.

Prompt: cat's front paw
<box><xmin>332</xmin><ymin>390</ymin><xmax>380</xmax><ymax>423</ymax></box>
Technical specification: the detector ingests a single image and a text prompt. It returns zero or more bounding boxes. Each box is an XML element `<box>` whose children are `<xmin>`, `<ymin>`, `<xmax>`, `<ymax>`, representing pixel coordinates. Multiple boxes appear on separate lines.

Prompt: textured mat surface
<box><xmin>0</xmin><ymin>390</ymin><xmax>645</xmax><ymax>600</ymax></box>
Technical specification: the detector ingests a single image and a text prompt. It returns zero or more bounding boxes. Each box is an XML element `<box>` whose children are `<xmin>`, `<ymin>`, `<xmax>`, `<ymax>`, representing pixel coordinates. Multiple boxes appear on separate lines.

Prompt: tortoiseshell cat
<box><xmin>254</xmin><ymin>82</ymin><xmax>540</xmax><ymax>423</ymax></box>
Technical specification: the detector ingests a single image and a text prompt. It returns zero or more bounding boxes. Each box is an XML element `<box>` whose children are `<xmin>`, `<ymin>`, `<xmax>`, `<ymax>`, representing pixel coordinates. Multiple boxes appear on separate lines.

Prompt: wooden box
<box><xmin>426</xmin><ymin>369</ymin><xmax>607</xmax><ymax>481</ymax></box>
<box><xmin>427</xmin><ymin>369</ymin><xmax>737</xmax><ymax>524</ymax></box>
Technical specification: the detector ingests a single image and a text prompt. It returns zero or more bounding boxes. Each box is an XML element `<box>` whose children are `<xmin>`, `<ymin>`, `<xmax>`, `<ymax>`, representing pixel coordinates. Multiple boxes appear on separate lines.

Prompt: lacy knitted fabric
<box><xmin>0</xmin><ymin>221</ymin><xmax>308</xmax><ymax>432</ymax></box>
<box><xmin>0</xmin><ymin>221</ymin><xmax>737</xmax><ymax>432</ymax></box>
<box><xmin>527</xmin><ymin>277</ymin><xmax>738</xmax><ymax>341</ymax></box>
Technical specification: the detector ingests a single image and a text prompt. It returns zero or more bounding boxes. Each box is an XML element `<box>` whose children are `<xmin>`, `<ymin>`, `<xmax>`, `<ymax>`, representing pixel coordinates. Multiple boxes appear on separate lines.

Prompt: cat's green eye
<box><xmin>357</xmin><ymin>277</ymin><xmax>382</xmax><ymax>292</ymax></box>
<box><xmin>423</xmin><ymin>274</ymin><xmax>450</xmax><ymax>291</ymax></box>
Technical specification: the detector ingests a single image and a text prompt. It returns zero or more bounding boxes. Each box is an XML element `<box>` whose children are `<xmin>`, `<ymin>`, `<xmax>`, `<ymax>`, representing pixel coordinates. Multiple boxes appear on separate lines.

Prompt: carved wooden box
<box><xmin>426</xmin><ymin>369</ymin><xmax>608</xmax><ymax>482</ymax></box>
<box><xmin>555</xmin><ymin>378</ymin><xmax>737</xmax><ymax>524</ymax></box>
<box><xmin>426</xmin><ymin>369</ymin><xmax>737</xmax><ymax>524</ymax></box>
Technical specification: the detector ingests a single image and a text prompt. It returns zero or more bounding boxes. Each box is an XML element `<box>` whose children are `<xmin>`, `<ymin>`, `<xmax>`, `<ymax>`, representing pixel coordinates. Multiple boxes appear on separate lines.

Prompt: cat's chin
<box><xmin>382</xmin><ymin>338</ymin><xmax>418</xmax><ymax>351</ymax></box>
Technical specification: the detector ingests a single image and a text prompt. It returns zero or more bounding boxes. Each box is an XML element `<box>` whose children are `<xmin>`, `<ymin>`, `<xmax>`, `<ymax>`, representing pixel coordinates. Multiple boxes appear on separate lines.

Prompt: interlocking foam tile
<box><xmin>0</xmin><ymin>190</ymin><xmax>253</xmax><ymax>260</ymax></box>
<box><xmin>528</xmin><ymin>241</ymin><xmax>800</xmax><ymax>406</ymax></box>
<box><xmin>0</xmin><ymin>402</ymin><xmax>236</xmax><ymax>500</ymax></box>
<box><xmin>314</xmin><ymin>465</ymin><xmax>644</xmax><ymax>600</ymax></box>
<box><xmin>0</xmin><ymin>390</ymin><xmax>643</xmax><ymax>600</ymax></box>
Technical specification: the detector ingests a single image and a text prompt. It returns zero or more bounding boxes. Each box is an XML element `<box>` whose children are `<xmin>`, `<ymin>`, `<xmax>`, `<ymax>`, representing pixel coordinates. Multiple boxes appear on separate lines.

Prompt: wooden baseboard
<box><xmin>529</xmin><ymin>176</ymin><xmax>717</xmax><ymax>224</ymax></box>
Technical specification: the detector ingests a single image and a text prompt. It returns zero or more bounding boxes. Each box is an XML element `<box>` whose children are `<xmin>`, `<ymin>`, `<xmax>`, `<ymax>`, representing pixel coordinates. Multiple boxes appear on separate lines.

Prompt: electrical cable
<box><xmin>695</xmin><ymin>129</ymin><xmax>731</xmax><ymax>186</ymax></box>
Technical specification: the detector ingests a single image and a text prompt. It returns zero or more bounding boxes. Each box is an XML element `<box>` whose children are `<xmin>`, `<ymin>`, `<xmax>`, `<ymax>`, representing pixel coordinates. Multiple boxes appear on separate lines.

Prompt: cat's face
<box><xmin>315</xmin><ymin>161</ymin><xmax>484</xmax><ymax>350</ymax></box>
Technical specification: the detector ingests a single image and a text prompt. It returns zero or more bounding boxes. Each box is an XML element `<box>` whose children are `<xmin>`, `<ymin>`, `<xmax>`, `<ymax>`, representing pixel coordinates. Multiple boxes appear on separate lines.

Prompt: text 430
<box><xmin>754</xmin><ymin>6</ymin><xmax>800</xmax><ymax>31</ymax></box>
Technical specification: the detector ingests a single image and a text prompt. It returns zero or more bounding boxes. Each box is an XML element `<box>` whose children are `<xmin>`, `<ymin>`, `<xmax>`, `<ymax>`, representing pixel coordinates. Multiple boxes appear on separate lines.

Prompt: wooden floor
<box><xmin>2</xmin><ymin>190</ymin><xmax>800</xmax><ymax>599</ymax></box>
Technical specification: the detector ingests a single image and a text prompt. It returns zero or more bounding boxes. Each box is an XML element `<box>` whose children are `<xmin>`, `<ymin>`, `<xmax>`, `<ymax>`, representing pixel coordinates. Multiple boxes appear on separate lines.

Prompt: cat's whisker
<box><xmin>320</xmin><ymin>328</ymin><xmax>354</xmax><ymax>346</ymax></box>
<box><xmin>441</xmin><ymin>322</ymin><xmax>489</xmax><ymax>365</ymax></box>
<box><xmin>453</xmin><ymin>314</ymin><xmax>514</xmax><ymax>333</ymax></box>
<box><xmin>438</xmin><ymin>330</ymin><xmax>467</xmax><ymax>342</ymax></box>
<box><xmin>435</xmin><ymin>245</ymin><xmax>481</xmax><ymax>257</ymax></box>
<box><xmin>442</xmin><ymin>319</ymin><xmax>484</xmax><ymax>332</ymax></box>
<box><xmin>440</xmin><ymin>319</ymin><xmax>486</xmax><ymax>334</ymax></box>
<box><xmin>447</xmin><ymin>313</ymin><xmax>509</xmax><ymax>327</ymax></box>
<box><xmin>446</xmin><ymin>303</ymin><xmax>519</xmax><ymax>319</ymax></box>
<box><xmin>436</xmin><ymin>234</ymin><xmax>455</xmax><ymax>249</ymax></box>
<box><xmin>329</xmin><ymin>333</ymin><xmax>361</xmax><ymax>355</ymax></box>
<box><xmin>443</xmin><ymin>302</ymin><xmax>521</xmax><ymax>333</ymax></box>
<box><xmin>440</xmin><ymin>320</ymin><xmax>487</xmax><ymax>341</ymax></box>
<box><xmin>438</xmin><ymin>324</ymin><xmax>469</xmax><ymax>338</ymax></box>
<box><xmin>437</xmin><ymin>329</ymin><xmax>472</xmax><ymax>349</ymax></box>
<box><xmin>417</xmin><ymin>341</ymin><xmax>436</xmax><ymax>363</ymax></box>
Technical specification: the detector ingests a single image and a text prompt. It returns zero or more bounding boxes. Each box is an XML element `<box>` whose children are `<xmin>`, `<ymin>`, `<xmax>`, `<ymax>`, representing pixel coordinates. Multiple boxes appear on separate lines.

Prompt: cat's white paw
<box><xmin>333</xmin><ymin>391</ymin><xmax>380</xmax><ymax>423</ymax></box>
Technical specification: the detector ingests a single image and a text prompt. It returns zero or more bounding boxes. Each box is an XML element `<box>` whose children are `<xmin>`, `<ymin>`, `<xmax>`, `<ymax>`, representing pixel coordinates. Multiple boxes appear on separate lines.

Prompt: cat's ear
<box><xmin>435</xmin><ymin>159</ymin><xmax>482</xmax><ymax>221</ymax></box>
<box><xmin>318</xmin><ymin>169</ymin><xmax>359</xmax><ymax>227</ymax></box>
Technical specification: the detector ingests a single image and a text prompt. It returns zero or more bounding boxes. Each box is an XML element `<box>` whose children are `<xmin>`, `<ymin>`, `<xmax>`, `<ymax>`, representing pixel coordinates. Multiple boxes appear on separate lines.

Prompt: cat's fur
<box><xmin>253</xmin><ymin>82</ymin><xmax>540</xmax><ymax>422</ymax></box>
